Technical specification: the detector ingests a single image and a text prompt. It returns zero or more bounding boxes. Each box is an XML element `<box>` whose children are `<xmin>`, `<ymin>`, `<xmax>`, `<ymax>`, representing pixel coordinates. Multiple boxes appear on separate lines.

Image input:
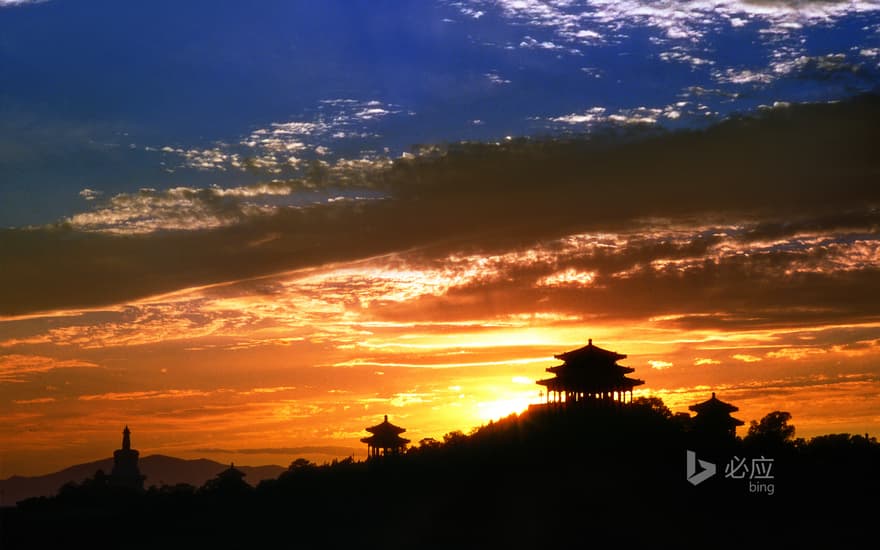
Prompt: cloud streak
<box><xmin>0</xmin><ymin>0</ymin><xmax>46</xmax><ymax>6</ymax></box>
<box><xmin>0</xmin><ymin>354</ymin><xmax>99</xmax><ymax>383</ymax></box>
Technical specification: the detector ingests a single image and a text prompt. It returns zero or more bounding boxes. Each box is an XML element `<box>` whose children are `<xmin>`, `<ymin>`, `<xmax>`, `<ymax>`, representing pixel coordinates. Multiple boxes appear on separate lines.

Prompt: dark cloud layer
<box><xmin>3</xmin><ymin>95</ymin><xmax>880</xmax><ymax>316</ymax></box>
<box><xmin>369</xmin><ymin>259</ymin><xmax>880</xmax><ymax>330</ymax></box>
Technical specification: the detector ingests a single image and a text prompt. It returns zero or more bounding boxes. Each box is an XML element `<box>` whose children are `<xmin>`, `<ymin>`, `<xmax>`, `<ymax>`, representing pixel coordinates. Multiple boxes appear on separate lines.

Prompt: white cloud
<box><xmin>548</xmin><ymin>105</ymin><xmax>667</xmax><ymax>127</ymax></box>
<box><xmin>536</xmin><ymin>268</ymin><xmax>596</xmax><ymax>287</ymax></box>
<box><xmin>65</xmin><ymin>185</ymin><xmax>282</xmax><ymax>233</ymax></box>
<box><xmin>714</xmin><ymin>67</ymin><xmax>774</xmax><ymax>84</ymax></box>
<box><xmin>354</xmin><ymin>108</ymin><xmax>392</xmax><ymax>120</ymax></box>
<box><xmin>549</xmin><ymin>106</ymin><xmax>606</xmax><ymax>124</ymax></box>
<box><xmin>732</xmin><ymin>353</ymin><xmax>763</xmax><ymax>363</ymax></box>
<box><xmin>520</xmin><ymin>36</ymin><xmax>565</xmax><ymax>50</ymax></box>
<box><xmin>659</xmin><ymin>49</ymin><xmax>714</xmax><ymax>67</ymax></box>
<box><xmin>0</xmin><ymin>0</ymin><xmax>47</xmax><ymax>6</ymax></box>
<box><xmin>149</xmin><ymin>99</ymin><xmax>408</xmax><ymax>175</ymax></box>
<box><xmin>78</xmin><ymin>188</ymin><xmax>103</xmax><ymax>201</ymax></box>
<box><xmin>485</xmin><ymin>71</ymin><xmax>512</xmax><ymax>85</ymax></box>
<box><xmin>455</xmin><ymin>0</ymin><xmax>880</xmax><ymax>66</ymax></box>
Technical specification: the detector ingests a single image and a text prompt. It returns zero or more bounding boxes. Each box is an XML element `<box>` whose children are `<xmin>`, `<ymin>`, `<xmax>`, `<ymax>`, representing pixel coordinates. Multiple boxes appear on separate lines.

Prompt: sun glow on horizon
<box><xmin>3</xmin><ymin>220</ymin><xmax>880</xmax><ymax>477</ymax></box>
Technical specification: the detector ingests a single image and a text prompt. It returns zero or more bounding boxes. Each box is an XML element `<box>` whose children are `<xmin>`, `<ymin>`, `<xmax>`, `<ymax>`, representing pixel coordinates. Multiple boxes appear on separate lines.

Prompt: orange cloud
<box><xmin>732</xmin><ymin>354</ymin><xmax>763</xmax><ymax>363</ymax></box>
<box><xmin>0</xmin><ymin>354</ymin><xmax>99</xmax><ymax>383</ymax></box>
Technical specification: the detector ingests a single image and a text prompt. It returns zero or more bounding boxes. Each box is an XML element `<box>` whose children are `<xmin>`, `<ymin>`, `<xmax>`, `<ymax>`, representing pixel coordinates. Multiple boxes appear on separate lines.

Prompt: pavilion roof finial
<box><xmin>589</xmin><ymin>338</ymin><xmax>593</xmax><ymax>345</ymax></box>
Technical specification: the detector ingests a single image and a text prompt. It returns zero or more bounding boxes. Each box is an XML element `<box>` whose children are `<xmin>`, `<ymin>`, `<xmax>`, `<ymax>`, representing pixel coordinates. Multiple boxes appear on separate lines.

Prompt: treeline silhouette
<box><xmin>3</xmin><ymin>399</ymin><xmax>877</xmax><ymax>549</ymax></box>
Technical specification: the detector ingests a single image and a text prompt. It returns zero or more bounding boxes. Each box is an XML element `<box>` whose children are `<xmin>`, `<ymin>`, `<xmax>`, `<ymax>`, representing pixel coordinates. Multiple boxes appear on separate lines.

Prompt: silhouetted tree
<box><xmin>633</xmin><ymin>396</ymin><xmax>673</xmax><ymax>418</ymax></box>
<box><xmin>745</xmin><ymin>411</ymin><xmax>795</xmax><ymax>450</ymax></box>
<box><xmin>443</xmin><ymin>430</ymin><xmax>467</xmax><ymax>446</ymax></box>
<box><xmin>329</xmin><ymin>456</ymin><xmax>355</xmax><ymax>466</ymax></box>
<box><xmin>418</xmin><ymin>437</ymin><xmax>441</xmax><ymax>449</ymax></box>
<box><xmin>288</xmin><ymin>457</ymin><xmax>316</xmax><ymax>471</ymax></box>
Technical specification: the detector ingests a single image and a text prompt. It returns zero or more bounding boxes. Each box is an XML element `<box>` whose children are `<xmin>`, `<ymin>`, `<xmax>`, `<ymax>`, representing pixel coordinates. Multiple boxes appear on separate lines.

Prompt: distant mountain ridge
<box><xmin>0</xmin><ymin>455</ymin><xmax>285</xmax><ymax>506</ymax></box>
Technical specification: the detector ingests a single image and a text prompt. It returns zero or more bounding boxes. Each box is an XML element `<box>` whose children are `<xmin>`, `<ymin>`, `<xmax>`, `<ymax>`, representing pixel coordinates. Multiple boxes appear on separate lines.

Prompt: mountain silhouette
<box><xmin>0</xmin><ymin>455</ymin><xmax>284</xmax><ymax>505</ymax></box>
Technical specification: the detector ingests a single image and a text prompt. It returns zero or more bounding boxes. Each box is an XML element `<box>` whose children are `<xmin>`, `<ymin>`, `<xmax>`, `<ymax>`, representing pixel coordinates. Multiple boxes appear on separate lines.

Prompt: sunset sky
<box><xmin>2</xmin><ymin>0</ymin><xmax>880</xmax><ymax>478</ymax></box>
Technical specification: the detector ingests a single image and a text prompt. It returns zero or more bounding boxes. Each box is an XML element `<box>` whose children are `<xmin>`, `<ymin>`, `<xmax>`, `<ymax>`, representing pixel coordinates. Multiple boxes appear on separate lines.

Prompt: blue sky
<box><xmin>1</xmin><ymin>0</ymin><xmax>878</xmax><ymax>227</ymax></box>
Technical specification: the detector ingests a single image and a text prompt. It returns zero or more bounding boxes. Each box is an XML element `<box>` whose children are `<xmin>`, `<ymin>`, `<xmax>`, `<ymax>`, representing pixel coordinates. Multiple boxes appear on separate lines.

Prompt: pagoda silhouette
<box><xmin>361</xmin><ymin>415</ymin><xmax>410</xmax><ymax>457</ymax></box>
<box><xmin>202</xmin><ymin>462</ymin><xmax>251</xmax><ymax>494</ymax></box>
<box><xmin>689</xmin><ymin>392</ymin><xmax>744</xmax><ymax>439</ymax></box>
<box><xmin>110</xmin><ymin>425</ymin><xmax>145</xmax><ymax>491</ymax></box>
<box><xmin>537</xmin><ymin>339</ymin><xmax>644</xmax><ymax>406</ymax></box>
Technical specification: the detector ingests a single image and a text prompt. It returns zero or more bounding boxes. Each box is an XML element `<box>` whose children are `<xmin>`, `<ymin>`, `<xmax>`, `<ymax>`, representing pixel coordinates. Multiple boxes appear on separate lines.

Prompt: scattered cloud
<box><xmin>455</xmin><ymin>0</ymin><xmax>880</xmax><ymax>54</ymax></box>
<box><xmin>66</xmin><ymin>186</ymin><xmax>280</xmax><ymax>233</ymax></box>
<box><xmin>536</xmin><ymin>268</ymin><xmax>596</xmax><ymax>287</ymax></box>
<box><xmin>153</xmin><ymin>99</ymin><xmax>408</xmax><ymax>176</ymax></box>
<box><xmin>519</xmin><ymin>36</ymin><xmax>568</xmax><ymax>51</ymax></box>
<box><xmin>546</xmin><ymin>102</ymin><xmax>698</xmax><ymax>128</ymax></box>
<box><xmin>484</xmin><ymin>71</ymin><xmax>511</xmax><ymax>85</ymax></box>
<box><xmin>732</xmin><ymin>353</ymin><xmax>763</xmax><ymax>362</ymax></box>
<box><xmin>659</xmin><ymin>49</ymin><xmax>715</xmax><ymax>68</ymax></box>
<box><xmin>78</xmin><ymin>188</ymin><xmax>103</xmax><ymax>201</ymax></box>
<box><xmin>13</xmin><ymin>397</ymin><xmax>56</xmax><ymax>405</ymax></box>
<box><xmin>78</xmin><ymin>389</ymin><xmax>217</xmax><ymax>401</ymax></box>
<box><xmin>0</xmin><ymin>354</ymin><xmax>99</xmax><ymax>383</ymax></box>
<box><xmin>766</xmin><ymin>347</ymin><xmax>828</xmax><ymax>360</ymax></box>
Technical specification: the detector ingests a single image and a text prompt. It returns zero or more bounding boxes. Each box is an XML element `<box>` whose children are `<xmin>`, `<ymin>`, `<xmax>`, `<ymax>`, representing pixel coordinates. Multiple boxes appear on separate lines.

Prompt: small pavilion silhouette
<box><xmin>202</xmin><ymin>462</ymin><xmax>251</xmax><ymax>494</ymax></box>
<box><xmin>110</xmin><ymin>425</ymin><xmax>145</xmax><ymax>491</ymax></box>
<box><xmin>361</xmin><ymin>415</ymin><xmax>410</xmax><ymax>457</ymax></box>
<box><xmin>689</xmin><ymin>392</ymin><xmax>744</xmax><ymax>439</ymax></box>
<box><xmin>537</xmin><ymin>339</ymin><xmax>644</xmax><ymax>406</ymax></box>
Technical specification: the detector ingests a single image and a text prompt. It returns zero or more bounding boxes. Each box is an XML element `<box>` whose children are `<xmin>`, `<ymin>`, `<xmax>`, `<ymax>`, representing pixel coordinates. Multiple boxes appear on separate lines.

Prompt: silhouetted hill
<box><xmin>3</xmin><ymin>403</ymin><xmax>878</xmax><ymax>549</ymax></box>
<box><xmin>0</xmin><ymin>455</ymin><xmax>284</xmax><ymax>505</ymax></box>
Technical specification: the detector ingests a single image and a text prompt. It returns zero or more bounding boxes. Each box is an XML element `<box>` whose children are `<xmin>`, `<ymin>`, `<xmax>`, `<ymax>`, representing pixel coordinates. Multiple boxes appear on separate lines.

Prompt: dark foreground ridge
<box><xmin>2</xmin><ymin>402</ymin><xmax>877</xmax><ymax>549</ymax></box>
